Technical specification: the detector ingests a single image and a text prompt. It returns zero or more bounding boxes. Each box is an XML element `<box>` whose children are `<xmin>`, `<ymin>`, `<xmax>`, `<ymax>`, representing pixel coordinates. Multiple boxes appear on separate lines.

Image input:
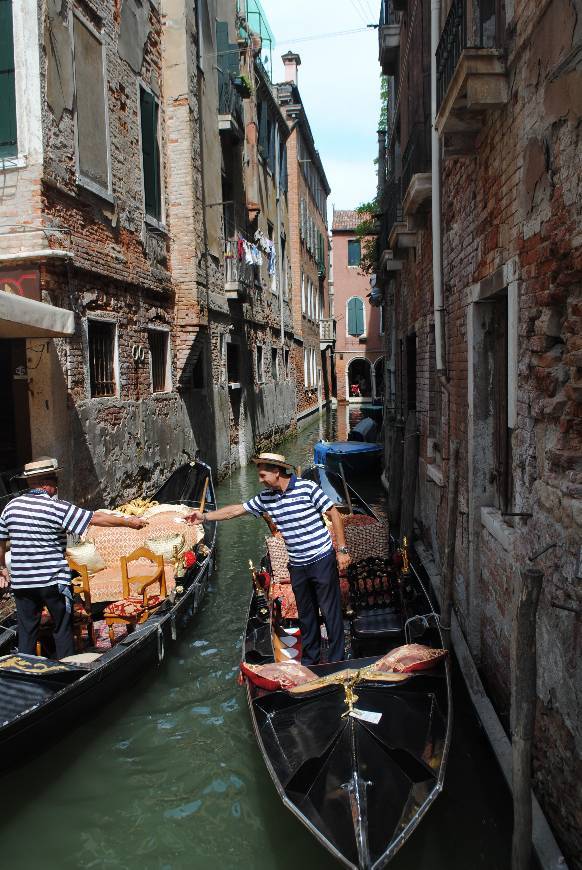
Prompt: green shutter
<box><xmin>348</xmin><ymin>298</ymin><xmax>364</xmax><ymax>335</ymax></box>
<box><xmin>140</xmin><ymin>87</ymin><xmax>161</xmax><ymax>221</ymax></box>
<box><xmin>258</xmin><ymin>101</ymin><xmax>268</xmax><ymax>156</ymax></box>
<box><xmin>348</xmin><ymin>239</ymin><xmax>361</xmax><ymax>266</ymax></box>
<box><xmin>0</xmin><ymin>0</ymin><xmax>18</xmax><ymax>157</ymax></box>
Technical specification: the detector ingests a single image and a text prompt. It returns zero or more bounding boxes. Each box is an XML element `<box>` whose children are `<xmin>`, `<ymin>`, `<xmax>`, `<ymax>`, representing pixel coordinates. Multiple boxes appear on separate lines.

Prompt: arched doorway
<box><xmin>347</xmin><ymin>358</ymin><xmax>372</xmax><ymax>399</ymax></box>
<box><xmin>374</xmin><ymin>357</ymin><xmax>385</xmax><ymax>399</ymax></box>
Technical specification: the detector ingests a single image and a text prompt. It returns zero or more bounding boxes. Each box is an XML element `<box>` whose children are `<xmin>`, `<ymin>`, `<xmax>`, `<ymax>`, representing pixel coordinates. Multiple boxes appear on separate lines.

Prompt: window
<box><xmin>301</xmin><ymin>271</ymin><xmax>305</xmax><ymax>314</ymax></box>
<box><xmin>284</xmin><ymin>348</ymin><xmax>290</xmax><ymax>379</ymax></box>
<box><xmin>492</xmin><ymin>295</ymin><xmax>512</xmax><ymax>513</ymax></box>
<box><xmin>219</xmin><ymin>333</ymin><xmax>227</xmax><ymax>384</ymax></box>
<box><xmin>379</xmin><ymin>305</ymin><xmax>385</xmax><ymax>335</ymax></box>
<box><xmin>140</xmin><ymin>86</ymin><xmax>161</xmax><ymax>221</ymax></box>
<box><xmin>428</xmin><ymin>326</ymin><xmax>442</xmax><ymax>466</ymax></box>
<box><xmin>88</xmin><ymin>320</ymin><xmax>117</xmax><ymax>398</ymax></box>
<box><xmin>347</xmin><ymin>297</ymin><xmax>365</xmax><ymax>337</ymax></box>
<box><xmin>256</xmin><ymin>344</ymin><xmax>264</xmax><ymax>382</ymax></box>
<box><xmin>73</xmin><ymin>15</ymin><xmax>109</xmax><ymax>192</ymax></box>
<box><xmin>303</xmin><ymin>348</ymin><xmax>308</xmax><ymax>386</ymax></box>
<box><xmin>348</xmin><ymin>239</ymin><xmax>361</xmax><ymax>267</ymax></box>
<box><xmin>281</xmin><ymin>236</ymin><xmax>287</xmax><ymax>298</ymax></box>
<box><xmin>0</xmin><ymin>0</ymin><xmax>17</xmax><ymax>158</ymax></box>
<box><xmin>271</xmin><ymin>347</ymin><xmax>279</xmax><ymax>381</ymax></box>
<box><xmin>191</xmin><ymin>352</ymin><xmax>204</xmax><ymax>390</ymax></box>
<box><xmin>227</xmin><ymin>342</ymin><xmax>240</xmax><ymax>385</ymax></box>
<box><xmin>148</xmin><ymin>329</ymin><xmax>170</xmax><ymax>393</ymax></box>
<box><xmin>406</xmin><ymin>333</ymin><xmax>417</xmax><ymax>411</ymax></box>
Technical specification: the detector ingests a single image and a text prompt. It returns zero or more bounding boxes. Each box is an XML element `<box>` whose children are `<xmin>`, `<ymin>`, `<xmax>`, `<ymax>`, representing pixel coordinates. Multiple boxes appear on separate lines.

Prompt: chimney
<box><xmin>281</xmin><ymin>51</ymin><xmax>301</xmax><ymax>85</ymax></box>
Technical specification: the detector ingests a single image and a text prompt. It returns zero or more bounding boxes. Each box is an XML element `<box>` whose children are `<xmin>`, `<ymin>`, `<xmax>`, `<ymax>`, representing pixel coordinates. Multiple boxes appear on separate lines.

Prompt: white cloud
<box><xmin>260</xmin><ymin>0</ymin><xmax>380</xmax><ymax>210</ymax></box>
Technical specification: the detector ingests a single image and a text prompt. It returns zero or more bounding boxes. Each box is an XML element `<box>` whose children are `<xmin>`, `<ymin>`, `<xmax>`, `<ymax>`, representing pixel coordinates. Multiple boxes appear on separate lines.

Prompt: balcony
<box><xmin>385</xmin><ymin>179</ymin><xmax>416</xmax><ymax>255</ymax></box>
<box><xmin>319</xmin><ymin>318</ymin><xmax>336</xmax><ymax>349</ymax></box>
<box><xmin>401</xmin><ymin>122</ymin><xmax>432</xmax><ymax>216</ymax></box>
<box><xmin>378</xmin><ymin>1</ymin><xmax>401</xmax><ymax>77</ymax></box>
<box><xmin>224</xmin><ymin>239</ymin><xmax>254</xmax><ymax>300</ymax></box>
<box><xmin>435</xmin><ymin>0</ymin><xmax>508</xmax><ymax>152</ymax></box>
<box><xmin>218</xmin><ymin>73</ymin><xmax>244</xmax><ymax>141</ymax></box>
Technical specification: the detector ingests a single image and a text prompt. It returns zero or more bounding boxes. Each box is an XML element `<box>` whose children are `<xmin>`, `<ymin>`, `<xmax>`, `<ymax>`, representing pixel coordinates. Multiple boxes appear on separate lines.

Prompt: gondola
<box><xmin>0</xmin><ymin>460</ymin><xmax>217</xmax><ymax>769</ymax></box>
<box><xmin>314</xmin><ymin>440</ymin><xmax>383</xmax><ymax>476</ymax></box>
<box><xmin>241</xmin><ymin>477</ymin><xmax>452</xmax><ymax>869</ymax></box>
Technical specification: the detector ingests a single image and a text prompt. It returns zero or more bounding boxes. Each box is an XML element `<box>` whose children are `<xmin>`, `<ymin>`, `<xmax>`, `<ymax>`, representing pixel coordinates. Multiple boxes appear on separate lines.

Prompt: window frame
<box><xmin>148</xmin><ymin>327</ymin><xmax>172</xmax><ymax>394</ymax></box>
<box><xmin>72</xmin><ymin>11</ymin><xmax>113</xmax><ymax>199</ymax></box>
<box><xmin>86</xmin><ymin>315</ymin><xmax>119</xmax><ymax>400</ymax></box>
<box><xmin>255</xmin><ymin>343</ymin><xmax>265</xmax><ymax>384</ymax></box>
<box><xmin>347</xmin><ymin>238</ymin><xmax>361</xmax><ymax>268</ymax></box>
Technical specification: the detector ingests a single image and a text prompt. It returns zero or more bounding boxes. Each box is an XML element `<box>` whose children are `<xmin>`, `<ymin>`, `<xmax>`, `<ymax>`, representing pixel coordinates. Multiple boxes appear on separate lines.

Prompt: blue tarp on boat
<box><xmin>314</xmin><ymin>441</ymin><xmax>383</xmax><ymax>466</ymax></box>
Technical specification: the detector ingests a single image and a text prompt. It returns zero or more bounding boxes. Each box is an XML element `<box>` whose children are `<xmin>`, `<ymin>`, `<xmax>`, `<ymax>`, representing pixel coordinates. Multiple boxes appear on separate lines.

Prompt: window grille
<box><xmin>148</xmin><ymin>330</ymin><xmax>169</xmax><ymax>392</ymax></box>
<box><xmin>88</xmin><ymin>320</ymin><xmax>116</xmax><ymax>397</ymax></box>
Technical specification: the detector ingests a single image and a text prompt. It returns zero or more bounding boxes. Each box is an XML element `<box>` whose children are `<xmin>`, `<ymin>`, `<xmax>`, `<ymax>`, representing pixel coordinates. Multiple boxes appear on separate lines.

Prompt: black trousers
<box><xmin>13</xmin><ymin>586</ymin><xmax>74</xmax><ymax>659</ymax></box>
<box><xmin>289</xmin><ymin>550</ymin><xmax>345</xmax><ymax>666</ymax></box>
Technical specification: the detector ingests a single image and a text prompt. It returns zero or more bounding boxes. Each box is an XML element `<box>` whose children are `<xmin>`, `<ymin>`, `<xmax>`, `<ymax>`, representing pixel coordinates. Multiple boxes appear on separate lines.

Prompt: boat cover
<box><xmin>314</xmin><ymin>441</ymin><xmax>382</xmax><ymax>465</ymax></box>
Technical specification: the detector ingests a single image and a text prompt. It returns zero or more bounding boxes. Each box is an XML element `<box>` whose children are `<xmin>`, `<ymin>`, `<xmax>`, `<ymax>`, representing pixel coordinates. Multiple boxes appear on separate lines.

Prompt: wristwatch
<box><xmin>338</xmin><ymin>546</ymin><xmax>349</xmax><ymax>554</ymax></box>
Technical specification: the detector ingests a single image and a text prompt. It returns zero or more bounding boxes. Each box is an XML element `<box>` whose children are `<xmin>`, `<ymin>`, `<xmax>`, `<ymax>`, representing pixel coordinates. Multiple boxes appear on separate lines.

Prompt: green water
<box><xmin>0</xmin><ymin>413</ymin><xmax>512</xmax><ymax>869</ymax></box>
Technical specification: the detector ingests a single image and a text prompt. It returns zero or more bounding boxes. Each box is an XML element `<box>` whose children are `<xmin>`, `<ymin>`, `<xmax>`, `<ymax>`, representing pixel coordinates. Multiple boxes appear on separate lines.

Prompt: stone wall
<box><xmin>381</xmin><ymin>0</ymin><xmax>582</xmax><ymax>861</ymax></box>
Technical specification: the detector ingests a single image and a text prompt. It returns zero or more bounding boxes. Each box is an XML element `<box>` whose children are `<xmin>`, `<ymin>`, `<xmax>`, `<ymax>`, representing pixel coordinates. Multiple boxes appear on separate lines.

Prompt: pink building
<box><xmin>331</xmin><ymin>210</ymin><xmax>384</xmax><ymax>403</ymax></box>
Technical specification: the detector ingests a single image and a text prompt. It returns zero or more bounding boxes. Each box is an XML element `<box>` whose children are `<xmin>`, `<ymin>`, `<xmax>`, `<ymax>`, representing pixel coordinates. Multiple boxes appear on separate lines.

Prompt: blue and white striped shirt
<box><xmin>243</xmin><ymin>475</ymin><xmax>335</xmax><ymax>565</ymax></box>
<box><xmin>0</xmin><ymin>490</ymin><xmax>93</xmax><ymax>589</ymax></box>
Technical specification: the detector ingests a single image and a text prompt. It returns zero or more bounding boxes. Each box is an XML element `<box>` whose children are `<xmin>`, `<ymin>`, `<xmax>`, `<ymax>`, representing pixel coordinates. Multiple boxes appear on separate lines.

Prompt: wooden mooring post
<box><xmin>440</xmin><ymin>439</ymin><xmax>460</xmax><ymax>651</ymax></box>
<box><xmin>511</xmin><ymin>566</ymin><xmax>544</xmax><ymax>870</ymax></box>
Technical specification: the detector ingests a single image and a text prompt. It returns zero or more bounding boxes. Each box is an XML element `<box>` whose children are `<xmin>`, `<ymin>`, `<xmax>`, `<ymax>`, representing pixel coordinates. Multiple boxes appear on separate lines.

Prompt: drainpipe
<box><xmin>431</xmin><ymin>0</ymin><xmax>449</xmax><ymax>391</ymax></box>
<box><xmin>275</xmin><ymin>122</ymin><xmax>284</xmax><ymax>347</ymax></box>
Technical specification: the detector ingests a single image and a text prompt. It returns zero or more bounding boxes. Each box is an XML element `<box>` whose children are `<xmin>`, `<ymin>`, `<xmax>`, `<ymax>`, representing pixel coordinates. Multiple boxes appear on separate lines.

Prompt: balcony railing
<box><xmin>384</xmin><ymin>178</ymin><xmax>403</xmax><ymax>241</ymax></box>
<box><xmin>436</xmin><ymin>0</ymin><xmax>504</xmax><ymax>110</ymax></box>
<box><xmin>224</xmin><ymin>239</ymin><xmax>254</xmax><ymax>297</ymax></box>
<box><xmin>218</xmin><ymin>73</ymin><xmax>244</xmax><ymax>130</ymax></box>
<box><xmin>379</xmin><ymin>0</ymin><xmax>399</xmax><ymax>26</ymax></box>
<box><xmin>401</xmin><ymin>121</ymin><xmax>432</xmax><ymax>200</ymax></box>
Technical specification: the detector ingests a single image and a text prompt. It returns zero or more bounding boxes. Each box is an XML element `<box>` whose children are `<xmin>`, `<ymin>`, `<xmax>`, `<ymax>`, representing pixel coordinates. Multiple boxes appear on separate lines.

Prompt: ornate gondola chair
<box><xmin>102</xmin><ymin>547</ymin><xmax>167</xmax><ymax>646</ymax></box>
<box><xmin>36</xmin><ymin>556</ymin><xmax>96</xmax><ymax>656</ymax></box>
<box><xmin>346</xmin><ymin>555</ymin><xmax>404</xmax><ymax>655</ymax></box>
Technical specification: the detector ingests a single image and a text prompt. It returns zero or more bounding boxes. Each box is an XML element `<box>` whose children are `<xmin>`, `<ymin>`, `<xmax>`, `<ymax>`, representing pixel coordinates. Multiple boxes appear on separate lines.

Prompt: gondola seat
<box><xmin>103</xmin><ymin>547</ymin><xmax>167</xmax><ymax>646</ymax></box>
<box><xmin>351</xmin><ymin>607</ymin><xmax>403</xmax><ymax>639</ymax></box>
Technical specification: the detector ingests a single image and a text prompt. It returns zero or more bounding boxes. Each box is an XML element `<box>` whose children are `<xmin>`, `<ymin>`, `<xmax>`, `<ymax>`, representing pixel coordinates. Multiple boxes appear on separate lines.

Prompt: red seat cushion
<box><xmin>103</xmin><ymin>594</ymin><xmax>164</xmax><ymax>620</ymax></box>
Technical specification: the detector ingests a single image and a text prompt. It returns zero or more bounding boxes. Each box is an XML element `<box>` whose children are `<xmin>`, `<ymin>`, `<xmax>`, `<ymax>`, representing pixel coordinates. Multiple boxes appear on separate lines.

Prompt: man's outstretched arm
<box><xmin>187</xmin><ymin>504</ymin><xmax>248</xmax><ymax>524</ymax></box>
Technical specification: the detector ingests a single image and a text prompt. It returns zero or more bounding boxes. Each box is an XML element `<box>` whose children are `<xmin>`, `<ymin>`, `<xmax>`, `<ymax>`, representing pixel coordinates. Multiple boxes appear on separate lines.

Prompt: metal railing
<box><xmin>384</xmin><ymin>178</ymin><xmax>403</xmax><ymax>242</ymax></box>
<box><xmin>436</xmin><ymin>0</ymin><xmax>503</xmax><ymax>109</ymax></box>
<box><xmin>224</xmin><ymin>239</ymin><xmax>254</xmax><ymax>289</ymax></box>
<box><xmin>379</xmin><ymin>0</ymin><xmax>400</xmax><ymax>26</ymax></box>
<box><xmin>401</xmin><ymin>121</ymin><xmax>432</xmax><ymax>198</ymax></box>
<box><xmin>218</xmin><ymin>73</ymin><xmax>244</xmax><ymax>128</ymax></box>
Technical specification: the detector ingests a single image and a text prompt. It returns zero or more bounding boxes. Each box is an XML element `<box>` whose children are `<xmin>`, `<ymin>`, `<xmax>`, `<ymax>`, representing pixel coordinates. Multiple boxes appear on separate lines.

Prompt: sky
<box><xmin>260</xmin><ymin>0</ymin><xmax>381</xmax><ymax>219</ymax></box>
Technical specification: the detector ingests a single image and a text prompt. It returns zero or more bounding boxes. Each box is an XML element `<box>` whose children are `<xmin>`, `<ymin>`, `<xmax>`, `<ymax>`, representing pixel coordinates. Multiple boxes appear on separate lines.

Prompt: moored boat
<box><xmin>314</xmin><ymin>439</ymin><xmax>383</xmax><ymax>475</ymax></box>
<box><xmin>0</xmin><ymin>460</ymin><xmax>217</xmax><ymax>768</ymax></box>
<box><xmin>241</xmin><ymin>485</ymin><xmax>452</xmax><ymax>869</ymax></box>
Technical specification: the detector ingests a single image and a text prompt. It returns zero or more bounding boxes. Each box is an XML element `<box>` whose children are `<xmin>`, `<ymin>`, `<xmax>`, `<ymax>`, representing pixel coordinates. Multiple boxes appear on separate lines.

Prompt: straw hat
<box><xmin>21</xmin><ymin>457</ymin><xmax>60</xmax><ymax>478</ymax></box>
<box><xmin>251</xmin><ymin>452</ymin><xmax>296</xmax><ymax>473</ymax></box>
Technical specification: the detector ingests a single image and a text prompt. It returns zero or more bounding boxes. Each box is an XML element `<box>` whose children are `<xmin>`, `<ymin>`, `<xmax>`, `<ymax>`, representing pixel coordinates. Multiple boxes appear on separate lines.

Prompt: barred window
<box><xmin>148</xmin><ymin>330</ymin><xmax>170</xmax><ymax>393</ymax></box>
<box><xmin>88</xmin><ymin>320</ymin><xmax>117</xmax><ymax>398</ymax></box>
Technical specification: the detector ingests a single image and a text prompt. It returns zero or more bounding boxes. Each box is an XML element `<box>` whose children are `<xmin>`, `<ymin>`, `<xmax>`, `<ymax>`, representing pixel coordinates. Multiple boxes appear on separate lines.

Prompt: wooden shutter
<box><xmin>0</xmin><ymin>0</ymin><xmax>17</xmax><ymax>157</ymax></box>
<box><xmin>140</xmin><ymin>88</ymin><xmax>161</xmax><ymax>221</ymax></box>
<box><xmin>348</xmin><ymin>298</ymin><xmax>364</xmax><ymax>336</ymax></box>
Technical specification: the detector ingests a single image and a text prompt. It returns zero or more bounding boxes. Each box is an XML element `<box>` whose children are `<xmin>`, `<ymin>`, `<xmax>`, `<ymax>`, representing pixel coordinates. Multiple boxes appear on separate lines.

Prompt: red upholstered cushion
<box><xmin>371</xmin><ymin>644</ymin><xmax>447</xmax><ymax>674</ymax></box>
<box><xmin>103</xmin><ymin>598</ymin><xmax>146</xmax><ymax>619</ymax></box>
<box><xmin>240</xmin><ymin>661</ymin><xmax>317</xmax><ymax>691</ymax></box>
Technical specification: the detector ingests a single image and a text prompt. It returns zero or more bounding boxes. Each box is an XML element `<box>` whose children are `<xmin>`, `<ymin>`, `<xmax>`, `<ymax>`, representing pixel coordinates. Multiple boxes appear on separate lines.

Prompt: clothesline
<box><xmin>231</xmin><ymin>229</ymin><xmax>277</xmax><ymax>276</ymax></box>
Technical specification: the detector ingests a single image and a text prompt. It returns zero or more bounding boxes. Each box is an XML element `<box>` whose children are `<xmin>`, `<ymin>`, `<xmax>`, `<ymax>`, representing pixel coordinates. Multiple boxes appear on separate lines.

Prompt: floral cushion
<box><xmin>103</xmin><ymin>594</ymin><xmax>164</xmax><ymax>619</ymax></box>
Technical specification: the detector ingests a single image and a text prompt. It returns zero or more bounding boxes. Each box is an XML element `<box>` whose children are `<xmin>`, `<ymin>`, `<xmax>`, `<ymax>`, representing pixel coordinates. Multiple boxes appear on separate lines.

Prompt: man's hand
<box><xmin>125</xmin><ymin>517</ymin><xmax>148</xmax><ymax>530</ymax></box>
<box><xmin>0</xmin><ymin>567</ymin><xmax>10</xmax><ymax>590</ymax></box>
<box><xmin>186</xmin><ymin>510</ymin><xmax>205</xmax><ymax>524</ymax></box>
<box><xmin>337</xmin><ymin>552</ymin><xmax>351</xmax><ymax>574</ymax></box>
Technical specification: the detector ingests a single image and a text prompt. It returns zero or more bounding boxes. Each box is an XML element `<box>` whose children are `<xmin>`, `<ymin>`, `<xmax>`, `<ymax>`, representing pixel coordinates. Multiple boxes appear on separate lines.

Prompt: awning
<box><xmin>0</xmin><ymin>292</ymin><xmax>74</xmax><ymax>339</ymax></box>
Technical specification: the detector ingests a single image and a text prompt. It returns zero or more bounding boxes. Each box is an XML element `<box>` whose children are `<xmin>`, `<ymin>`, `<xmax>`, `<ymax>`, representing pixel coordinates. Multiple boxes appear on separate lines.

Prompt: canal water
<box><xmin>0</xmin><ymin>412</ymin><xmax>513</xmax><ymax>869</ymax></box>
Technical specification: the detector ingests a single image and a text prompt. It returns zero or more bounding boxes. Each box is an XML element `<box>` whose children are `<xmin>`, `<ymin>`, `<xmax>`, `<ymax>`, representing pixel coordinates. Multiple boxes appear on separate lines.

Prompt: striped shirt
<box><xmin>243</xmin><ymin>475</ymin><xmax>335</xmax><ymax>565</ymax></box>
<box><xmin>0</xmin><ymin>490</ymin><xmax>93</xmax><ymax>589</ymax></box>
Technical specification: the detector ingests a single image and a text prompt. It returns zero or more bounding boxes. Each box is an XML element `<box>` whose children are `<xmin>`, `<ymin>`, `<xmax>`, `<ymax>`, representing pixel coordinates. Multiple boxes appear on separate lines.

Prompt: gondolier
<box><xmin>187</xmin><ymin>452</ymin><xmax>350</xmax><ymax>665</ymax></box>
<box><xmin>0</xmin><ymin>457</ymin><xmax>147</xmax><ymax>659</ymax></box>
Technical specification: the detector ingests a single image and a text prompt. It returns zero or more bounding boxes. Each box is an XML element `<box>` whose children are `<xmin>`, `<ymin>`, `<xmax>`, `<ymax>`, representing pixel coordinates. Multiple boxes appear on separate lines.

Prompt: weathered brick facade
<box><xmin>377</xmin><ymin>0</ymin><xmax>582</xmax><ymax>862</ymax></box>
<box><xmin>1</xmin><ymin>1</ymin><xmax>335</xmax><ymax>503</ymax></box>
